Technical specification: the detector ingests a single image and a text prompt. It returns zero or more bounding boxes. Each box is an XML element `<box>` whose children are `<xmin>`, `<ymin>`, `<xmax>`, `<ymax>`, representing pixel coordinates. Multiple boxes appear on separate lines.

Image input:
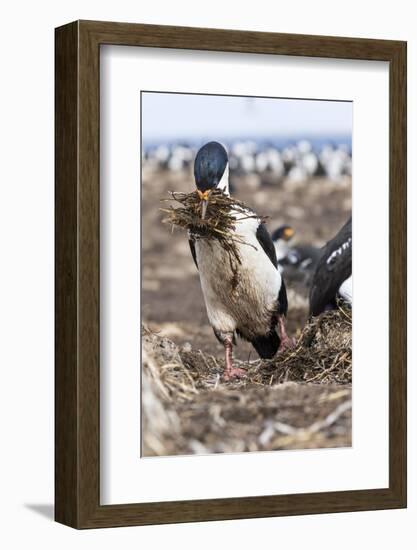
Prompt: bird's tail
<box><xmin>251</xmin><ymin>331</ymin><xmax>280</xmax><ymax>359</ymax></box>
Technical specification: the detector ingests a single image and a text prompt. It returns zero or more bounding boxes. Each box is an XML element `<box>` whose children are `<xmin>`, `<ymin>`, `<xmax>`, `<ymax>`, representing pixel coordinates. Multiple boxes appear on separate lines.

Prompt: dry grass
<box><xmin>160</xmin><ymin>189</ymin><xmax>265</xmax><ymax>287</ymax></box>
<box><xmin>141</xmin><ymin>308</ymin><xmax>352</xmax><ymax>456</ymax></box>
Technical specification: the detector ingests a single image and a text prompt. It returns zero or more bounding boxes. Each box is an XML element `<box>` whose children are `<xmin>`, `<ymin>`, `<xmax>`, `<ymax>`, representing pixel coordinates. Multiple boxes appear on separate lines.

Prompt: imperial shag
<box><xmin>189</xmin><ymin>142</ymin><xmax>291</xmax><ymax>380</ymax></box>
<box><xmin>271</xmin><ymin>224</ymin><xmax>321</xmax><ymax>273</ymax></box>
<box><xmin>309</xmin><ymin>217</ymin><xmax>352</xmax><ymax>316</ymax></box>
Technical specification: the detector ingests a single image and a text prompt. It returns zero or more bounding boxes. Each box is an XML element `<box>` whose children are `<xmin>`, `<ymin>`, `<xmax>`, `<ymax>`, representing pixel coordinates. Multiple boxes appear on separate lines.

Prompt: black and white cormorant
<box><xmin>309</xmin><ymin>217</ymin><xmax>352</xmax><ymax>316</ymax></box>
<box><xmin>189</xmin><ymin>141</ymin><xmax>292</xmax><ymax>380</ymax></box>
<box><xmin>271</xmin><ymin>224</ymin><xmax>321</xmax><ymax>273</ymax></box>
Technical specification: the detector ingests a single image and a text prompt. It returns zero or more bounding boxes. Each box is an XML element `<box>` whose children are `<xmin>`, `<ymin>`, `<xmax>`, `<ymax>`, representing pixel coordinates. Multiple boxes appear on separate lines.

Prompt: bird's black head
<box><xmin>271</xmin><ymin>225</ymin><xmax>295</xmax><ymax>242</ymax></box>
<box><xmin>194</xmin><ymin>141</ymin><xmax>229</xmax><ymax>193</ymax></box>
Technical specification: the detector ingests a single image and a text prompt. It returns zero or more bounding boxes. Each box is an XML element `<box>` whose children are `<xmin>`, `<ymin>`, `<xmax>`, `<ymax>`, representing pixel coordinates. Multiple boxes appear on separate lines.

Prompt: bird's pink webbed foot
<box><xmin>277</xmin><ymin>315</ymin><xmax>295</xmax><ymax>352</ymax></box>
<box><xmin>222</xmin><ymin>336</ymin><xmax>246</xmax><ymax>381</ymax></box>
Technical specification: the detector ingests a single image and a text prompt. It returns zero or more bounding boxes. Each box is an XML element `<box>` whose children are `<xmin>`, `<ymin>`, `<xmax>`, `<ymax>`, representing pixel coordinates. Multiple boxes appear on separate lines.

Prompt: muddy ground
<box><xmin>141</xmin><ymin>165</ymin><xmax>352</xmax><ymax>455</ymax></box>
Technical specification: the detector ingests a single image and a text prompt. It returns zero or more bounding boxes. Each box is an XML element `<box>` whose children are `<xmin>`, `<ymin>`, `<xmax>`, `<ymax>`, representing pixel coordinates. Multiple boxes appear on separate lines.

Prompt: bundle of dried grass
<box><xmin>160</xmin><ymin>189</ymin><xmax>263</xmax><ymax>268</ymax></box>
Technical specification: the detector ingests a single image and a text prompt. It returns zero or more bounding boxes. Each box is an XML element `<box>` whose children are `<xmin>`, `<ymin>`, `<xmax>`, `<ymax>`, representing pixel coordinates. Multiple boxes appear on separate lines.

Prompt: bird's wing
<box><xmin>189</xmin><ymin>238</ymin><xmax>198</xmax><ymax>270</ymax></box>
<box><xmin>284</xmin><ymin>249</ymin><xmax>302</xmax><ymax>266</ymax></box>
<box><xmin>255</xmin><ymin>223</ymin><xmax>278</xmax><ymax>269</ymax></box>
<box><xmin>289</xmin><ymin>245</ymin><xmax>321</xmax><ymax>270</ymax></box>
<box><xmin>277</xmin><ymin>277</ymin><xmax>288</xmax><ymax>316</ymax></box>
<box><xmin>309</xmin><ymin>218</ymin><xmax>352</xmax><ymax>315</ymax></box>
<box><xmin>294</xmin><ymin>245</ymin><xmax>320</xmax><ymax>263</ymax></box>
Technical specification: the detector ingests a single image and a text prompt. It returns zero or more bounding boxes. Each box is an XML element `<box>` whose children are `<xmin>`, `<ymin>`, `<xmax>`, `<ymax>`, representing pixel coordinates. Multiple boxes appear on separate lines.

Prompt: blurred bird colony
<box><xmin>141</xmin><ymin>92</ymin><xmax>352</xmax><ymax>185</ymax></box>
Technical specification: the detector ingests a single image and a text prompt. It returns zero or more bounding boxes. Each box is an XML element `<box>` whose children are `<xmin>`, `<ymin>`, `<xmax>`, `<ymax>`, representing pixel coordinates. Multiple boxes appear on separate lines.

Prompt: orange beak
<box><xmin>283</xmin><ymin>227</ymin><xmax>295</xmax><ymax>240</ymax></box>
<box><xmin>197</xmin><ymin>189</ymin><xmax>211</xmax><ymax>219</ymax></box>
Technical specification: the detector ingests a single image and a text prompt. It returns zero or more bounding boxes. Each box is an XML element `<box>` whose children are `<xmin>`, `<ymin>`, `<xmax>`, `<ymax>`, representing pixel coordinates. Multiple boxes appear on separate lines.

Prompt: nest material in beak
<box><xmin>201</xmin><ymin>199</ymin><xmax>208</xmax><ymax>219</ymax></box>
<box><xmin>197</xmin><ymin>189</ymin><xmax>211</xmax><ymax>219</ymax></box>
<box><xmin>160</xmin><ymin>188</ymin><xmax>266</xmax><ymax>285</ymax></box>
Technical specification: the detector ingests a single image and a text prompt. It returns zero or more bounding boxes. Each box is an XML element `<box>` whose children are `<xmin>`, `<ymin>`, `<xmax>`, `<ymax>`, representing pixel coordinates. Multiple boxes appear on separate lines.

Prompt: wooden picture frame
<box><xmin>55</xmin><ymin>20</ymin><xmax>407</xmax><ymax>528</ymax></box>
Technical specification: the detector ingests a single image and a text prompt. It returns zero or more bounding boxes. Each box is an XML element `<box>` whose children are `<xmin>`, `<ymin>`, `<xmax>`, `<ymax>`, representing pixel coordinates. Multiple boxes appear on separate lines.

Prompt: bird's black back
<box><xmin>309</xmin><ymin>217</ymin><xmax>352</xmax><ymax>316</ymax></box>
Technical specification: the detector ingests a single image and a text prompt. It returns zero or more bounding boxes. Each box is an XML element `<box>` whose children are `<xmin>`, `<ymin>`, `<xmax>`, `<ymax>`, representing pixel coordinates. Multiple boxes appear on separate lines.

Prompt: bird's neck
<box><xmin>217</xmin><ymin>163</ymin><xmax>230</xmax><ymax>196</ymax></box>
<box><xmin>274</xmin><ymin>240</ymin><xmax>289</xmax><ymax>261</ymax></box>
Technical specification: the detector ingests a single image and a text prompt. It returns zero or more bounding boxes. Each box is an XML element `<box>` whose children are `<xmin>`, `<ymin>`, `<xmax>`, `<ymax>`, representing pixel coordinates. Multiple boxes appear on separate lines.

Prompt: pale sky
<box><xmin>142</xmin><ymin>92</ymin><xmax>352</xmax><ymax>144</ymax></box>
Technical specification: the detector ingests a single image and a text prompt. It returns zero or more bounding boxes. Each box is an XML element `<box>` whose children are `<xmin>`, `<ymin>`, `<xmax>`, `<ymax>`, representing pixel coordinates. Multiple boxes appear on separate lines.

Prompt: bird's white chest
<box><xmin>274</xmin><ymin>240</ymin><xmax>290</xmax><ymax>262</ymax></box>
<box><xmin>338</xmin><ymin>275</ymin><xmax>352</xmax><ymax>303</ymax></box>
<box><xmin>194</xmin><ymin>216</ymin><xmax>281</xmax><ymax>337</ymax></box>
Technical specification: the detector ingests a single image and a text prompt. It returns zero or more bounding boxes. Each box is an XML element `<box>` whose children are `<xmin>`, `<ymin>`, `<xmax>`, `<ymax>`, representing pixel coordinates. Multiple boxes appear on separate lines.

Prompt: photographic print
<box><xmin>141</xmin><ymin>91</ymin><xmax>352</xmax><ymax>457</ymax></box>
<box><xmin>55</xmin><ymin>21</ymin><xmax>405</xmax><ymax>527</ymax></box>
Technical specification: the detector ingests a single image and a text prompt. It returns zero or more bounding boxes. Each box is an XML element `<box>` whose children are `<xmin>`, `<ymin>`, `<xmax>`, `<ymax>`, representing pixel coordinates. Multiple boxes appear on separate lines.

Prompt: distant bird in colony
<box><xmin>271</xmin><ymin>225</ymin><xmax>294</xmax><ymax>265</ymax></box>
<box><xmin>309</xmin><ymin>217</ymin><xmax>352</xmax><ymax>316</ymax></box>
<box><xmin>189</xmin><ymin>141</ymin><xmax>292</xmax><ymax>380</ymax></box>
<box><xmin>271</xmin><ymin>224</ymin><xmax>321</xmax><ymax>273</ymax></box>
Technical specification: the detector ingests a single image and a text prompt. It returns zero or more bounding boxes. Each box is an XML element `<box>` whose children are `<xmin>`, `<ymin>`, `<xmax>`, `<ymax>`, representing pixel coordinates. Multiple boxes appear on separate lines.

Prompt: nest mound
<box><xmin>259</xmin><ymin>306</ymin><xmax>352</xmax><ymax>385</ymax></box>
<box><xmin>161</xmin><ymin>307</ymin><xmax>352</xmax><ymax>389</ymax></box>
<box><xmin>141</xmin><ymin>308</ymin><xmax>352</xmax><ymax>456</ymax></box>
